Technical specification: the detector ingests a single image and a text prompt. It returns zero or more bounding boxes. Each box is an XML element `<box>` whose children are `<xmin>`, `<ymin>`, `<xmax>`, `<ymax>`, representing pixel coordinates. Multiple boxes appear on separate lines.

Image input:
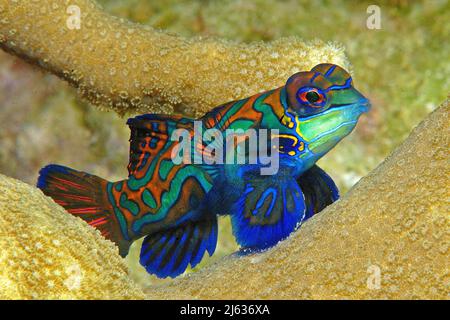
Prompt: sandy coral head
<box><xmin>0</xmin><ymin>0</ymin><xmax>348</xmax><ymax>116</ymax></box>
<box><xmin>0</xmin><ymin>100</ymin><xmax>448</xmax><ymax>299</ymax></box>
<box><xmin>0</xmin><ymin>174</ymin><xmax>144</xmax><ymax>299</ymax></box>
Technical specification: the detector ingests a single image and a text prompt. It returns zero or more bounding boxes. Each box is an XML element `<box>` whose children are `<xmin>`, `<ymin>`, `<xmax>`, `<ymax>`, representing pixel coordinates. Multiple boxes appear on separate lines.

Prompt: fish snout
<box><xmin>359</xmin><ymin>98</ymin><xmax>371</xmax><ymax>113</ymax></box>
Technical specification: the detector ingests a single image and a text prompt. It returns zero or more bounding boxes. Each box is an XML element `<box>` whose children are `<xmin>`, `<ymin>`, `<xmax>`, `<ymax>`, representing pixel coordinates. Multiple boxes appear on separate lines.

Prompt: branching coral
<box><xmin>0</xmin><ymin>0</ymin><xmax>348</xmax><ymax>116</ymax></box>
<box><xmin>0</xmin><ymin>174</ymin><xmax>145</xmax><ymax>299</ymax></box>
<box><xmin>146</xmin><ymin>100</ymin><xmax>449</xmax><ymax>299</ymax></box>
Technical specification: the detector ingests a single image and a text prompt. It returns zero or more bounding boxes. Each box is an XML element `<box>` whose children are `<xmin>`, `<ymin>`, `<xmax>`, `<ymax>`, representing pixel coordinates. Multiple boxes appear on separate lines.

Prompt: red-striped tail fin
<box><xmin>37</xmin><ymin>164</ymin><xmax>130</xmax><ymax>256</ymax></box>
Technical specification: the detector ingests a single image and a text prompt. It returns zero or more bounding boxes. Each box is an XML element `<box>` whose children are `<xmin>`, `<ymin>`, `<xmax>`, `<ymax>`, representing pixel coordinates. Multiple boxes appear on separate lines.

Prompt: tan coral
<box><xmin>0</xmin><ymin>101</ymin><xmax>448</xmax><ymax>299</ymax></box>
<box><xmin>0</xmin><ymin>0</ymin><xmax>348</xmax><ymax>117</ymax></box>
<box><xmin>146</xmin><ymin>100</ymin><xmax>450</xmax><ymax>299</ymax></box>
<box><xmin>0</xmin><ymin>174</ymin><xmax>145</xmax><ymax>299</ymax></box>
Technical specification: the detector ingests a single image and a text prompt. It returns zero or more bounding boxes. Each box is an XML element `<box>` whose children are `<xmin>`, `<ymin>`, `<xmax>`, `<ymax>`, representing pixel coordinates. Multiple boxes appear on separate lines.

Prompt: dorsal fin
<box><xmin>126</xmin><ymin>114</ymin><xmax>193</xmax><ymax>177</ymax></box>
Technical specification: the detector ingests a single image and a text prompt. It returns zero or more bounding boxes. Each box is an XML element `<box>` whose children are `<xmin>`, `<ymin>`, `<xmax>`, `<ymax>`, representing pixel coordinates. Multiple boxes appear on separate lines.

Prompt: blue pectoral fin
<box><xmin>230</xmin><ymin>174</ymin><xmax>306</xmax><ymax>250</ymax></box>
<box><xmin>297</xmin><ymin>165</ymin><xmax>339</xmax><ymax>220</ymax></box>
<box><xmin>139</xmin><ymin>215</ymin><xmax>218</xmax><ymax>278</ymax></box>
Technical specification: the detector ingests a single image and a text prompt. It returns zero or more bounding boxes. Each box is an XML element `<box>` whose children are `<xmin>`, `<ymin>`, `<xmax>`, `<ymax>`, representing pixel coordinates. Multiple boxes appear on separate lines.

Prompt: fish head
<box><xmin>283</xmin><ymin>63</ymin><xmax>371</xmax><ymax>158</ymax></box>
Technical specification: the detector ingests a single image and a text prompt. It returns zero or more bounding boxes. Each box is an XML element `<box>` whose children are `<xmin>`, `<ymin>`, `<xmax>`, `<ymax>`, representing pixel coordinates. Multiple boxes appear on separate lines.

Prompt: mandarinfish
<box><xmin>37</xmin><ymin>63</ymin><xmax>370</xmax><ymax>278</ymax></box>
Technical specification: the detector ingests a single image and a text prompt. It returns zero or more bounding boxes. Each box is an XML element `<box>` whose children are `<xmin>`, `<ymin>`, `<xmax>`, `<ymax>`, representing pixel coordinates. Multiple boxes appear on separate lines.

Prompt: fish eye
<box><xmin>297</xmin><ymin>87</ymin><xmax>326</xmax><ymax>108</ymax></box>
<box><xmin>306</xmin><ymin>91</ymin><xmax>320</xmax><ymax>103</ymax></box>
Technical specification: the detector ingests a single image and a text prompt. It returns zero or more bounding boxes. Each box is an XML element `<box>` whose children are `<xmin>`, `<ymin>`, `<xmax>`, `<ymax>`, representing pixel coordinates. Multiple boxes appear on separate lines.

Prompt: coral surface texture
<box><xmin>0</xmin><ymin>174</ymin><xmax>145</xmax><ymax>299</ymax></box>
<box><xmin>0</xmin><ymin>0</ymin><xmax>348</xmax><ymax>116</ymax></box>
<box><xmin>0</xmin><ymin>101</ymin><xmax>447</xmax><ymax>299</ymax></box>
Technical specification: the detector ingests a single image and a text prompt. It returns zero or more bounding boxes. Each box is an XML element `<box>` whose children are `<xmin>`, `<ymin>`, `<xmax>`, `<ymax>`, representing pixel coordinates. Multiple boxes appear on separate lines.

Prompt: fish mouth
<box><xmin>359</xmin><ymin>99</ymin><xmax>372</xmax><ymax>113</ymax></box>
<box><xmin>329</xmin><ymin>99</ymin><xmax>371</xmax><ymax>113</ymax></box>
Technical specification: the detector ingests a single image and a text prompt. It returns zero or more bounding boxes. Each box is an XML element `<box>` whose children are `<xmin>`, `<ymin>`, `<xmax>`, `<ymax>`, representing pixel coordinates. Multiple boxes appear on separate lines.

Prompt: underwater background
<box><xmin>0</xmin><ymin>0</ymin><xmax>448</xmax><ymax>290</ymax></box>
